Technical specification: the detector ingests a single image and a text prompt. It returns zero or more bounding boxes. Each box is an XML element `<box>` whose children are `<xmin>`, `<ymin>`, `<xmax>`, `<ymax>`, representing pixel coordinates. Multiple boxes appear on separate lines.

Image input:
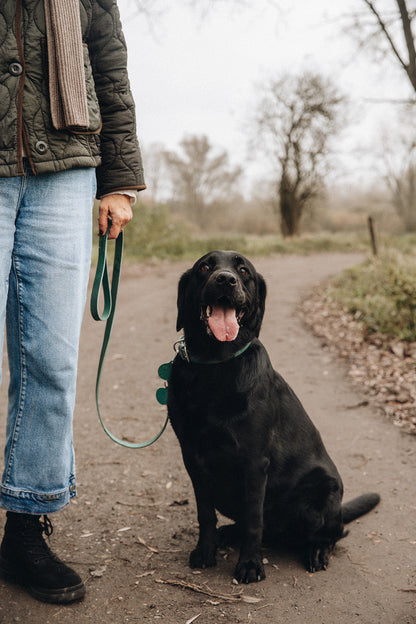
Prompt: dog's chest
<box><xmin>177</xmin><ymin>404</ymin><xmax>263</xmax><ymax>490</ymax></box>
<box><xmin>193</xmin><ymin>423</ymin><xmax>249</xmax><ymax>494</ymax></box>
<box><xmin>172</xmin><ymin>361</ymin><xmax>249</xmax><ymax>415</ymax></box>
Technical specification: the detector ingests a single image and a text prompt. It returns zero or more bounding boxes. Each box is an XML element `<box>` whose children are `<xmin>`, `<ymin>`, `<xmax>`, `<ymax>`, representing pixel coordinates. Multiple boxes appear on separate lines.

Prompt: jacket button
<box><xmin>9</xmin><ymin>62</ymin><xmax>23</xmax><ymax>76</ymax></box>
<box><xmin>35</xmin><ymin>140</ymin><xmax>48</xmax><ymax>154</ymax></box>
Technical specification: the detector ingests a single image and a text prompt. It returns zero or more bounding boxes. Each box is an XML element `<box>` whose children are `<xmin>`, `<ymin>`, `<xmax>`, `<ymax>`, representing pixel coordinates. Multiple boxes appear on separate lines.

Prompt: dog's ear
<box><xmin>257</xmin><ymin>272</ymin><xmax>266</xmax><ymax>308</ymax></box>
<box><xmin>176</xmin><ymin>269</ymin><xmax>192</xmax><ymax>331</ymax></box>
<box><xmin>254</xmin><ymin>273</ymin><xmax>267</xmax><ymax>336</ymax></box>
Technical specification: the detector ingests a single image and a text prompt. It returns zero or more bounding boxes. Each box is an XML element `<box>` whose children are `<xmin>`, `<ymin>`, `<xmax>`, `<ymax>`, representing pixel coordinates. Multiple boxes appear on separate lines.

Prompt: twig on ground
<box><xmin>185</xmin><ymin>615</ymin><xmax>201</xmax><ymax>624</ymax></box>
<box><xmin>137</xmin><ymin>536</ymin><xmax>159</xmax><ymax>553</ymax></box>
<box><xmin>155</xmin><ymin>578</ymin><xmax>261</xmax><ymax>603</ymax></box>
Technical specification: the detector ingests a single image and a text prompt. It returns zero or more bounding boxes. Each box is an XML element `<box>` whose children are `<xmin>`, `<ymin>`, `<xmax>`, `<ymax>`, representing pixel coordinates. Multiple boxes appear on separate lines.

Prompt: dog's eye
<box><xmin>199</xmin><ymin>263</ymin><xmax>211</xmax><ymax>273</ymax></box>
<box><xmin>239</xmin><ymin>266</ymin><xmax>250</xmax><ymax>276</ymax></box>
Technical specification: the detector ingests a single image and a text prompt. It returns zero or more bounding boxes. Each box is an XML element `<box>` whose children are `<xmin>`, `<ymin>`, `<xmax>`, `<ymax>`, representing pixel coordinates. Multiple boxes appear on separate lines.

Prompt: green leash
<box><xmin>90</xmin><ymin>221</ymin><xmax>169</xmax><ymax>449</ymax></box>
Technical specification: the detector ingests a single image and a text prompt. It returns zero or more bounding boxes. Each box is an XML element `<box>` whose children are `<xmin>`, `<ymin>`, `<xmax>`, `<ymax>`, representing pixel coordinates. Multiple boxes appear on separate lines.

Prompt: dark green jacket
<box><xmin>0</xmin><ymin>0</ymin><xmax>145</xmax><ymax>197</ymax></box>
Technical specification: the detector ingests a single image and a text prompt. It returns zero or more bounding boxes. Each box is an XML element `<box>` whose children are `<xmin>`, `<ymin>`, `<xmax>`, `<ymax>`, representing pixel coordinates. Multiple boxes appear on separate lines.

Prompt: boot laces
<box><xmin>40</xmin><ymin>515</ymin><xmax>54</xmax><ymax>538</ymax></box>
<box><xmin>22</xmin><ymin>515</ymin><xmax>56</xmax><ymax>562</ymax></box>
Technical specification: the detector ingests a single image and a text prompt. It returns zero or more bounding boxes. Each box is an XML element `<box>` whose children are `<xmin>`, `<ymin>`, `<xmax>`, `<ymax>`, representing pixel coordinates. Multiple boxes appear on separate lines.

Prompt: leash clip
<box><xmin>174</xmin><ymin>336</ymin><xmax>190</xmax><ymax>362</ymax></box>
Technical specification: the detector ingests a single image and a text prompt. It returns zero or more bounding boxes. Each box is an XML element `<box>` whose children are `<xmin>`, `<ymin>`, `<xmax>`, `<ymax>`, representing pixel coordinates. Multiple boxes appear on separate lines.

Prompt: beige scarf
<box><xmin>44</xmin><ymin>0</ymin><xmax>89</xmax><ymax>131</ymax></box>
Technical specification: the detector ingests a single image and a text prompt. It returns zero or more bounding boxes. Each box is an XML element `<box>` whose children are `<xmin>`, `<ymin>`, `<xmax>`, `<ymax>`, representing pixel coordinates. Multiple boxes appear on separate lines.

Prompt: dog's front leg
<box><xmin>183</xmin><ymin>453</ymin><xmax>218</xmax><ymax>569</ymax></box>
<box><xmin>234</xmin><ymin>457</ymin><xmax>269</xmax><ymax>583</ymax></box>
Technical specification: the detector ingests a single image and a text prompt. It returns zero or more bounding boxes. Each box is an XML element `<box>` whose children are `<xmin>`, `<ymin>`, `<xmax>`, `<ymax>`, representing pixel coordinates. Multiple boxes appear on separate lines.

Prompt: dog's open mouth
<box><xmin>201</xmin><ymin>297</ymin><xmax>245</xmax><ymax>342</ymax></box>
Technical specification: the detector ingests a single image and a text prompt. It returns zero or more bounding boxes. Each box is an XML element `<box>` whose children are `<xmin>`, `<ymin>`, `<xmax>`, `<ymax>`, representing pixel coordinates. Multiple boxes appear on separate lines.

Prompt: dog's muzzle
<box><xmin>201</xmin><ymin>271</ymin><xmax>246</xmax><ymax>342</ymax></box>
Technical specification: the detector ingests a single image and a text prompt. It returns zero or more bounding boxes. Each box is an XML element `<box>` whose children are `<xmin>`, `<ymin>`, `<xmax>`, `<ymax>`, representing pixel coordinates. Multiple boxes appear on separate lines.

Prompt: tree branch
<box><xmin>363</xmin><ymin>0</ymin><xmax>410</xmax><ymax>74</ymax></box>
<box><xmin>396</xmin><ymin>0</ymin><xmax>416</xmax><ymax>89</ymax></box>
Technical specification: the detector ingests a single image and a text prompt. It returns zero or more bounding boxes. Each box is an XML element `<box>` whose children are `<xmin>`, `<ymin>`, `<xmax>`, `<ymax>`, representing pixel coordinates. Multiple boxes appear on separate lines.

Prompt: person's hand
<box><xmin>98</xmin><ymin>194</ymin><xmax>133</xmax><ymax>239</ymax></box>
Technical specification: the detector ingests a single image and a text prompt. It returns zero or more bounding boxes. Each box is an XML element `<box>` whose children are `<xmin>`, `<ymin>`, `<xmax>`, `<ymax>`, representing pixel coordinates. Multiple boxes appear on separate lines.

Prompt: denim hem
<box><xmin>0</xmin><ymin>478</ymin><xmax>77</xmax><ymax>514</ymax></box>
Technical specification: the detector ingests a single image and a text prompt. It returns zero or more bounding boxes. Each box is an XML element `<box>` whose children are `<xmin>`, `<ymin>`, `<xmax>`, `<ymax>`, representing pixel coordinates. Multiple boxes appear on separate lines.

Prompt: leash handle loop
<box><xmin>90</xmin><ymin>225</ymin><xmax>113</xmax><ymax>321</ymax></box>
<box><xmin>91</xmin><ymin>221</ymin><xmax>168</xmax><ymax>449</ymax></box>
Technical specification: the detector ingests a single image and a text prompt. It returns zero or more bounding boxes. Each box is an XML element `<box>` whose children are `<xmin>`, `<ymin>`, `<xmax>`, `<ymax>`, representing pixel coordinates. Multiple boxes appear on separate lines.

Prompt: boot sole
<box><xmin>0</xmin><ymin>556</ymin><xmax>86</xmax><ymax>604</ymax></box>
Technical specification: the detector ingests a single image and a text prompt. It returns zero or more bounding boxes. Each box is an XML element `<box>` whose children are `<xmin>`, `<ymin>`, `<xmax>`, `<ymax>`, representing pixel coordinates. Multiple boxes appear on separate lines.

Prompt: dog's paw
<box><xmin>189</xmin><ymin>546</ymin><xmax>217</xmax><ymax>569</ymax></box>
<box><xmin>234</xmin><ymin>557</ymin><xmax>265</xmax><ymax>584</ymax></box>
<box><xmin>305</xmin><ymin>544</ymin><xmax>332</xmax><ymax>572</ymax></box>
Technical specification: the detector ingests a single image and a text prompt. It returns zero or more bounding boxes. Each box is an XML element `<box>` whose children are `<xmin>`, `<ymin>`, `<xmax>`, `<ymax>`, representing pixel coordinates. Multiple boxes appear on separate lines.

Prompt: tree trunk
<box><xmin>279</xmin><ymin>188</ymin><xmax>300</xmax><ymax>237</ymax></box>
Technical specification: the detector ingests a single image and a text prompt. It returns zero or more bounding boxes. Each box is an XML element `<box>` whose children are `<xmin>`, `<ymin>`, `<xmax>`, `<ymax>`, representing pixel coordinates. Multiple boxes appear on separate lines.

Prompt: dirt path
<box><xmin>1</xmin><ymin>252</ymin><xmax>415</xmax><ymax>624</ymax></box>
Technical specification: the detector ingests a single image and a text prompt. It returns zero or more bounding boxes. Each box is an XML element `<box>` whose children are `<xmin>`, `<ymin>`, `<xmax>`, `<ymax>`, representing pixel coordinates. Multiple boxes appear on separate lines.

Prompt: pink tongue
<box><xmin>208</xmin><ymin>305</ymin><xmax>239</xmax><ymax>342</ymax></box>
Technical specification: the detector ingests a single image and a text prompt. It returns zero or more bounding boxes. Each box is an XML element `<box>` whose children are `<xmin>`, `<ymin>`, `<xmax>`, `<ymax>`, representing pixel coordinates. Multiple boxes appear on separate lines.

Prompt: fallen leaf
<box><xmin>302</xmin><ymin>290</ymin><xmax>416</xmax><ymax>435</ymax></box>
<box><xmin>90</xmin><ymin>565</ymin><xmax>107</xmax><ymax>578</ymax></box>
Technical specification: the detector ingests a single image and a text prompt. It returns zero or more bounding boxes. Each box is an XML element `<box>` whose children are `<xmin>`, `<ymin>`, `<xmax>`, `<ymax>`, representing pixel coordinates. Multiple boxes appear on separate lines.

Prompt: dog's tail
<box><xmin>341</xmin><ymin>492</ymin><xmax>380</xmax><ymax>524</ymax></box>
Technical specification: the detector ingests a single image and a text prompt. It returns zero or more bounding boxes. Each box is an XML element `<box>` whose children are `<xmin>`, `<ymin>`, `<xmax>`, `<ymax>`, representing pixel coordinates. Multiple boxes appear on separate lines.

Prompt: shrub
<box><xmin>121</xmin><ymin>203</ymin><xmax>193</xmax><ymax>260</ymax></box>
<box><xmin>329</xmin><ymin>251</ymin><xmax>416</xmax><ymax>341</ymax></box>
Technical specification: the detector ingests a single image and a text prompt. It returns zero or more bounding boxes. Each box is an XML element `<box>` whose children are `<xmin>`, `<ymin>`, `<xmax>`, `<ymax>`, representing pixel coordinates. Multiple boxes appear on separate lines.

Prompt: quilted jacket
<box><xmin>0</xmin><ymin>0</ymin><xmax>145</xmax><ymax>197</ymax></box>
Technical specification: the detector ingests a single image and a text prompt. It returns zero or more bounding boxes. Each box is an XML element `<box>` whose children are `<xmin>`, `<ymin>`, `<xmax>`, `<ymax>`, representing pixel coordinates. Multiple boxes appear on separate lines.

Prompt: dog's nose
<box><xmin>215</xmin><ymin>271</ymin><xmax>237</xmax><ymax>287</ymax></box>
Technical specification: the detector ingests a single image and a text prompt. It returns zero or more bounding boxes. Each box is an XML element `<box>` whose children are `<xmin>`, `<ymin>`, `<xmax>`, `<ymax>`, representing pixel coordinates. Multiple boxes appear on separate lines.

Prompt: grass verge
<box><xmin>93</xmin><ymin>203</ymin><xmax>372</xmax><ymax>262</ymax></box>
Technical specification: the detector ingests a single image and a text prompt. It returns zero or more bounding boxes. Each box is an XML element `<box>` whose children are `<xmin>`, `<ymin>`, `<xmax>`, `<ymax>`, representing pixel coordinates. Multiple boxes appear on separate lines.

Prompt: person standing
<box><xmin>0</xmin><ymin>0</ymin><xmax>145</xmax><ymax>604</ymax></box>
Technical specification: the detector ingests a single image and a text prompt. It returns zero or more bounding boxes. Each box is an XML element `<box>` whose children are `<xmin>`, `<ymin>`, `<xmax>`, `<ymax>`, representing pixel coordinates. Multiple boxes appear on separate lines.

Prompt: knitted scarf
<box><xmin>44</xmin><ymin>0</ymin><xmax>89</xmax><ymax>131</ymax></box>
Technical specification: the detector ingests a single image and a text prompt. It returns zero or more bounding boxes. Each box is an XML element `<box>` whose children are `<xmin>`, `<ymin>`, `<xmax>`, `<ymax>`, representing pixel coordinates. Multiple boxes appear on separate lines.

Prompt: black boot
<box><xmin>0</xmin><ymin>512</ymin><xmax>85</xmax><ymax>604</ymax></box>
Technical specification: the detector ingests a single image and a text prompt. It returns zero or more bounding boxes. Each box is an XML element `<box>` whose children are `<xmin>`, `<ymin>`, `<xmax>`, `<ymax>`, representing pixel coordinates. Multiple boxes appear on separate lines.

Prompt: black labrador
<box><xmin>167</xmin><ymin>250</ymin><xmax>380</xmax><ymax>584</ymax></box>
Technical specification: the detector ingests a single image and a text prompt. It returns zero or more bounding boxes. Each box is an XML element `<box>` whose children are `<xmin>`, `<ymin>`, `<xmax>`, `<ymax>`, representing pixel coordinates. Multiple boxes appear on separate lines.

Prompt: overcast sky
<box><xmin>118</xmin><ymin>0</ymin><xmax>411</xmax><ymax>192</ymax></box>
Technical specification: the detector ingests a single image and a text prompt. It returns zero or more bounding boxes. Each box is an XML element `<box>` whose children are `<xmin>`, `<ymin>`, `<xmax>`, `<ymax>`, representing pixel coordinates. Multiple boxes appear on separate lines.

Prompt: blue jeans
<box><xmin>0</xmin><ymin>162</ymin><xmax>96</xmax><ymax>514</ymax></box>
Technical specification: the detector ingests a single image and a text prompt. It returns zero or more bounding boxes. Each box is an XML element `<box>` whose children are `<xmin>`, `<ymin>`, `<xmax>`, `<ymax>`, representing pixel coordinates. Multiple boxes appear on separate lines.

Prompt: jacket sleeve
<box><xmin>87</xmin><ymin>0</ymin><xmax>146</xmax><ymax>198</ymax></box>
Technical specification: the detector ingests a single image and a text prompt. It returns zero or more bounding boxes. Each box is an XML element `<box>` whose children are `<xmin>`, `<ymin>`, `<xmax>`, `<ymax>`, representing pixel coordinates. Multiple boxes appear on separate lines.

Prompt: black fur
<box><xmin>168</xmin><ymin>250</ymin><xmax>380</xmax><ymax>583</ymax></box>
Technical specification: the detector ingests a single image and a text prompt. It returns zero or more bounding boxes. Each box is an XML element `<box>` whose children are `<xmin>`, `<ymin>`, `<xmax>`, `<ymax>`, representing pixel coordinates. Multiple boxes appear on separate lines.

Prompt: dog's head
<box><xmin>176</xmin><ymin>251</ymin><xmax>266</xmax><ymax>355</ymax></box>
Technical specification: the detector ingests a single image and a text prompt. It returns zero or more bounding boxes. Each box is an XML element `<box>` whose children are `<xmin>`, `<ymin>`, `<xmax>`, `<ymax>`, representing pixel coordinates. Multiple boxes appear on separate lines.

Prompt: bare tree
<box><xmin>164</xmin><ymin>134</ymin><xmax>242</xmax><ymax>225</ymax></box>
<box><xmin>141</xmin><ymin>142</ymin><xmax>171</xmax><ymax>204</ymax></box>
<box><xmin>381</xmin><ymin>114</ymin><xmax>416</xmax><ymax>230</ymax></box>
<box><xmin>352</xmin><ymin>0</ymin><xmax>416</xmax><ymax>95</ymax></box>
<box><xmin>390</xmin><ymin>162</ymin><xmax>416</xmax><ymax>230</ymax></box>
<box><xmin>348</xmin><ymin>2</ymin><xmax>416</xmax><ymax>227</ymax></box>
<box><xmin>251</xmin><ymin>72</ymin><xmax>345</xmax><ymax>237</ymax></box>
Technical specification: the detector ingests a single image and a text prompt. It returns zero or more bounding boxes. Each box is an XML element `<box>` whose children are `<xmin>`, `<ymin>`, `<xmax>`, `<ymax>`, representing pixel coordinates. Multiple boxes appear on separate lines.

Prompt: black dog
<box><xmin>167</xmin><ymin>250</ymin><xmax>380</xmax><ymax>584</ymax></box>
